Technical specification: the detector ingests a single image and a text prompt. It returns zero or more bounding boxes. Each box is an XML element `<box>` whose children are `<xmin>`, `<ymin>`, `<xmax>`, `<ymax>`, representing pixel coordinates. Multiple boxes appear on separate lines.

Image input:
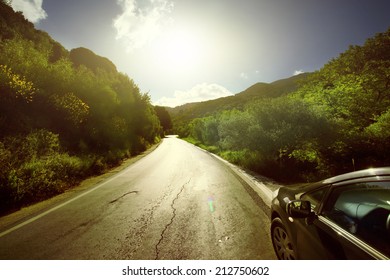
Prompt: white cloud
<box><xmin>113</xmin><ymin>0</ymin><xmax>173</xmax><ymax>51</ymax></box>
<box><xmin>155</xmin><ymin>83</ymin><xmax>233</xmax><ymax>107</ymax></box>
<box><xmin>10</xmin><ymin>0</ymin><xmax>47</xmax><ymax>23</ymax></box>
<box><xmin>293</xmin><ymin>69</ymin><xmax>305</xmax><ymax>76</ymax></box>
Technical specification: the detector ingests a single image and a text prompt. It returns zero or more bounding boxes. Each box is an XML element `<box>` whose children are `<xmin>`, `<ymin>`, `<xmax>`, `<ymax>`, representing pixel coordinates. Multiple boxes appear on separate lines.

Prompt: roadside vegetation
<box><xmin>0</xmin><ymin>2</ymin><xmax>170</xmax><ymax>214</ymax></box>
<box><xmin>174</xmin><ymin>28</ymin><xmax>390</xmax><ymax>183</ymax></box>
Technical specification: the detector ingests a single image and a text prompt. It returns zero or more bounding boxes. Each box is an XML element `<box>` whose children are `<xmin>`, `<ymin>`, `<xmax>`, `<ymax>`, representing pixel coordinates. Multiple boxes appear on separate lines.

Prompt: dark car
<box><xmin>270</xmin><ymin>167</ymin><xmax>390</xmax><ymax>260</ymax></box>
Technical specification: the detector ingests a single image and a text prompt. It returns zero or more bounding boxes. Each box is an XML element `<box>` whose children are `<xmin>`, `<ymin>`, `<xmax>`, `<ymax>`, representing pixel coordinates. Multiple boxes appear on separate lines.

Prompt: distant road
<box><xmin>0</xmin><ymin>137</ymin><xmax>275</xmax><ymax>259</ymax></box>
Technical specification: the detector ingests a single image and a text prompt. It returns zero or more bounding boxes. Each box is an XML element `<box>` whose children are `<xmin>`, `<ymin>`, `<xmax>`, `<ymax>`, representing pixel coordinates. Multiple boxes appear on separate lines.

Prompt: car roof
<box><xmin>280</xmin><ymin>167</ymin><xmax>390</xmax><ymax>197</ymax></box>
<box><xmin>322</xmin><ymin>167</ymin><xmax>390</xmax><ymax>184</ymax></box>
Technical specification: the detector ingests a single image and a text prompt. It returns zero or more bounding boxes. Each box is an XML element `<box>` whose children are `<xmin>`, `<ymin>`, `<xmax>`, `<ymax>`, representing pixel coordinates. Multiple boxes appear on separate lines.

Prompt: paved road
<box><xmin>0</xmin><ymin>137</ymin><xmax>275</xmax><ymax>259</ymax></box>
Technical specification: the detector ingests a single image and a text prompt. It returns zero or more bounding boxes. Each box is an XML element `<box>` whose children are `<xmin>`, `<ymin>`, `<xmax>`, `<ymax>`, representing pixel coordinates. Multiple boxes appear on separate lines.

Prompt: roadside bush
<box><xmin>10</xmin><ymin>153</ymin><xmax>86</xmax><ymax>204</ymax></box>
<box><xmin>0</xmin><ymin>130</ymin><xmax>94</xmax><ymax>213</ymax></box>
<box><xmin>219</xmin><ymin>150</ymin><xmax>250</xmax><ymax>166</ymax></box>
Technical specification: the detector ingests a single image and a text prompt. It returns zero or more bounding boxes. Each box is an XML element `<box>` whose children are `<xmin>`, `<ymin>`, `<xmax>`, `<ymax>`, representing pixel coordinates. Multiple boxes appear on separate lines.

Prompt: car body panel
<box><xmin>270</xmin><ymin>167</ymin><xmax>390</xmax><ymax>260</ymax></box>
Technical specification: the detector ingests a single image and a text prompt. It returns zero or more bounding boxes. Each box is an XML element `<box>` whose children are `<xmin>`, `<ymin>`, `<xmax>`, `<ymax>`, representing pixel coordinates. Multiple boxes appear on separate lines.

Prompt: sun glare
<box><xmin>164</xmin><ymin>34</ymin><xmax>197</xmax><ymax>63</ymax></box>
<box><xmin>152</xmin><ymin>26</ymin><xmax>206</xmax><ymax>73</ymax></box>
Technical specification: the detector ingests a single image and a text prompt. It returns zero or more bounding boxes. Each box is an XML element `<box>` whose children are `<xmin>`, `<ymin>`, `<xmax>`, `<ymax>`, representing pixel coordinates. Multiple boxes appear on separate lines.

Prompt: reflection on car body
<box><xmin>270</xmin><ymin>167</ymin><xmax>390</xmax><ymax>259</ymax></box>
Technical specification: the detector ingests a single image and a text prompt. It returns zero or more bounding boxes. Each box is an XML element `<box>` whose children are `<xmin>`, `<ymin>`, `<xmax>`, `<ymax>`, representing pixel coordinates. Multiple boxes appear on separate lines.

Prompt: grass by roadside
<box><xmin>183</xmin><ymin>137</ymin><xmax>311</xmax><ymax>187</ymax></box>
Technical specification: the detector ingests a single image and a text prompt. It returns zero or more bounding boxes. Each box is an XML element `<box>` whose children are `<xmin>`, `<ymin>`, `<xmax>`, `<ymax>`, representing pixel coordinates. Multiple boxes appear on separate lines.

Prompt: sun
<box><xmin>152</xmin><ymin>26</ymin><xmax>205</xmax><ymax>72</ymax></box>
<box><xmin>164</xmin><ymin>33</ymin><xmax>197</xmax><ymax>64</ymax></box>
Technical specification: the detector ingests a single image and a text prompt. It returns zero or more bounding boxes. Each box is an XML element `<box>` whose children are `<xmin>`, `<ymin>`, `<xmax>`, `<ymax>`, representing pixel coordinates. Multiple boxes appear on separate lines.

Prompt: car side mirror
<box><xmin>287</xmin><ymin>200</ymin><xmax>312</xmax><ymax>218</ymax></box>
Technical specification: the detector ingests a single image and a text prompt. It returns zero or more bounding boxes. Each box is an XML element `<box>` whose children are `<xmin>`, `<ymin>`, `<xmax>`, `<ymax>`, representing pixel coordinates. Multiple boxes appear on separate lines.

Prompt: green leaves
<box><xmin>49</xmin><ymin>92</ymin><xmax>89</xmax><ymax>126</ymax></box>
<box><xmin>0</xmin><ymin>64</ymin><xmax>35</xmax><ymax>103</ymax></box>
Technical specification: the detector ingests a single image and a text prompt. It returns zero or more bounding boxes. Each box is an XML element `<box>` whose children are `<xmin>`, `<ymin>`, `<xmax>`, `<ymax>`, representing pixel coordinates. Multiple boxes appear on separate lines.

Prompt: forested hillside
<box><xmin>169</xmin><ymin>73</ymin><xmax>308</xmax><ymax>137</ymax></box>
<box><xmin>175</xmin><ymin>28</ymin><xmax>390</xmax><ymax>183</ymax></box>
<box><xmin>0</xmin><ymin>2</ymin><xmax>165</xmax><ymax>214</ymax></box>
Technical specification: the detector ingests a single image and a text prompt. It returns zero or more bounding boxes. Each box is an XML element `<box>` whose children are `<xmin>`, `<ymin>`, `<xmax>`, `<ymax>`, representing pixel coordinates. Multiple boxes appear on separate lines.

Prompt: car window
<box><xmin>322</xmin><ymin>181</ymin><xmax>390</xmax><ymax>257</ymax></box>
<box><xmin>301</xmin><ymin>187</ymin><xmax>327</xmax><ymax>211</ymax></box>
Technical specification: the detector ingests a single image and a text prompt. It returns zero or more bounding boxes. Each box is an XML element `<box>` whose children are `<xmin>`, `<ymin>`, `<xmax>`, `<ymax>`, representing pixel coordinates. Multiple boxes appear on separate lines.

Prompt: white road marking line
<box><xmin>0</xmin><ymin>168</ymin><xmax>129</xmax><ymax>238</ymax></box>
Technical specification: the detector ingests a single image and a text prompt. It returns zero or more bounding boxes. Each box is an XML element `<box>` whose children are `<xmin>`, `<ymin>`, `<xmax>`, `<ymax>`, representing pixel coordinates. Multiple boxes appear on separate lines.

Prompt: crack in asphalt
<box><xmin>109</xmin><ymin>191</ymin><xmax>138</xmax><ymax>204</ymax></box>
<box><xmin>154</xmin><ymin>179</ymin><xmax>191</xmax><ymax>260</ymax></box>
<box><xmin>118</xmin><ymin>186</ymin><xmax>174</xmax><ymax>259</ymax></box>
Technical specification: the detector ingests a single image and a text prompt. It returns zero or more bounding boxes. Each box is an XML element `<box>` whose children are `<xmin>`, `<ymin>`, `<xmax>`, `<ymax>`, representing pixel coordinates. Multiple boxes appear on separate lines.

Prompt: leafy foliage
<box><xmin>0</xmin><ymin>2</ymin><xmax>163</xmax><ymax>214</ymax></box>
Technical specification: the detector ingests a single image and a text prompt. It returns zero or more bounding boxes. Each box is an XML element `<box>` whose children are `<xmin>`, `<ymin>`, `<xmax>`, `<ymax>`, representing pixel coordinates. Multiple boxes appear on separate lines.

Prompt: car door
<box><xmin>297</xmin><ymin>180</ymin><xmax>390</xmax><ymax>259</ymax></box>
<box><xmin>292</xmin><ymin>181</ymin><xmax>390</xmax><ymax>259</ymax></box>
<box><xmin>318</xmin><ymin>181</ymin><xmax>390</xmax><ymax>259</ymax></box>
<box><xmin>310</xmin><ymin>215</ymin><xmax>376</xmax><ymax>259</ymax></box>
<box><xmin>293</xmin><ymin>187</ymin><xmax>349</xmax><ymax>259</ymax></box>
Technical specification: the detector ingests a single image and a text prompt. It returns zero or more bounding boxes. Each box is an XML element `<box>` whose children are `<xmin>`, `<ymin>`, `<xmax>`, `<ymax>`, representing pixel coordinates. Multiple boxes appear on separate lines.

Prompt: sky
<box><xmin>9</xmin><ymin>0</ymin><xmax>390</xmax><ymax>107</ymax></box>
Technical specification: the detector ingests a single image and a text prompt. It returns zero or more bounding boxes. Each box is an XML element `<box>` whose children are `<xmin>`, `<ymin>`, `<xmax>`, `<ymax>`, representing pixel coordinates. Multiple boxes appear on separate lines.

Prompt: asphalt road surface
<box><xmin>0</xmin><ymin>137</ymin><xmax>276</xmax><ymax>260</ymax></box>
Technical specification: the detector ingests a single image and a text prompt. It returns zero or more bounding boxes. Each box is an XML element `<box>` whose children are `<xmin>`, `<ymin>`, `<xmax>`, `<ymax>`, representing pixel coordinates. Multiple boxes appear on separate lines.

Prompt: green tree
<box><xmin>0</xmin><ymin>64</ymin><xmax>36</xmax><ymax>135</ymax></box>
<box><xmin>293</xmin><ymin>28</ymin><xmax>390</xmax><ymax>172</ymax></box>
<box><xmin>154</xmin><ymin>106</ymin><xmax>173</xmax><ymax>135</ymax></box>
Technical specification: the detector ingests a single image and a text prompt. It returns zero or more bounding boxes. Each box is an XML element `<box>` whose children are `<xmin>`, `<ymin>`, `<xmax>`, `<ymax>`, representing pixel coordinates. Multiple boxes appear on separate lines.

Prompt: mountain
<box><xmin>70</xmin><ymin>47</ymin><xmax>117</xmax><ymax>73</ymax></box>
<box><xmin>0</xmin><ymin>1</ymin><xmax>68</xmax><ymax>63</ymax></box>
<box><xmin>167</xmin><ymin>73</ymin><xmax>310</xmax><ymax>122</ymax></box>
<box><xmin>239</xmin><ymin>73</ymin><xmax>310</xmax><ymax>99</ymax></box>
